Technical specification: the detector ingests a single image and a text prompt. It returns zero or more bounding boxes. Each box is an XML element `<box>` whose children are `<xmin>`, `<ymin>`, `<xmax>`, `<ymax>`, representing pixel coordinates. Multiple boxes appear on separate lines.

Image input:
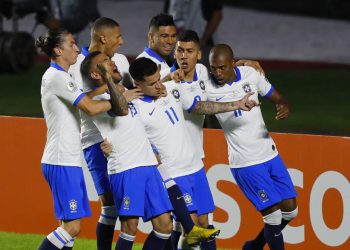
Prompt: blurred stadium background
<box><xmin>0</xmin><ymin>0</ymin><xmax>349</xmax><ymax>249</ymax></box>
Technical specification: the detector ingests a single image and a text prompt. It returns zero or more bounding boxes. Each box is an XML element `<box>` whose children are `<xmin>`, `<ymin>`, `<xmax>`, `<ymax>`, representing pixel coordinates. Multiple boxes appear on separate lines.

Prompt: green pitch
<box><xmin>0</xmin><ymin>63</ymin><xmax>349</xmax><ymax>136</ymax></box>
<box><xmin>0</xmin><ymin>231</ymin><xmax>143</xmax><ymax>250</ymax></box>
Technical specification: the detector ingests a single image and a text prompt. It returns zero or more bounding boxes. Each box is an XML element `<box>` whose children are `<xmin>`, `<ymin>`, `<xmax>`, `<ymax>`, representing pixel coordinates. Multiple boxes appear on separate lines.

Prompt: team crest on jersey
<box><xmin>67</xmin><ymin>82</ymin><xmax>78</xmax><ymax>92</ymax></box>
<box><xmin>172</xmin><ymin>89</ymin><xmax>180</xmax><ymax>100</ymax></box>
<box><xmin>69</xmin><ymin>200</ymin><xmax>77</xmax><ymax>212</ymax></box>
<box><xmin>199</xmin><ymin>80</ymin><xmax>206</xmax><ymax>90</ymax></box>
<box><xmin>183</xmin><ymin>193</ymin><xmax>193</xmax><ymax>205</ymax></box>
<box><xmin>258</xmin><ymin>190</ymin><xmax>269</xmax><ymax>202</ymax></box>
<box><xmin>242</xmin><ymin>83</ymin><xmax>252</xmax><ymax>93</ymax></box>
<box><xmin>123</xmin><ymin>196</ymin><xmax>130</xmax><ymax>209</ymax></box>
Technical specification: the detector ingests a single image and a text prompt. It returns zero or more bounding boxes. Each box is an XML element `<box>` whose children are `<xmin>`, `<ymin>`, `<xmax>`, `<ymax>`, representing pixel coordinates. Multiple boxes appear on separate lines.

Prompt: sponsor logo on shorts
<box><xmin>69</xmin><ymin>200</ymin><xmax>77</xmax><ymax>212</ymax></box>
<box><xmin>123</xmin><ymin>196</ymin><xmax>130</xmax><ymax>209</ymax></box>
<box><xmin>258</xmin><ymin>190</ymin><xmax>269</xmax><ymax>202</ymax></box>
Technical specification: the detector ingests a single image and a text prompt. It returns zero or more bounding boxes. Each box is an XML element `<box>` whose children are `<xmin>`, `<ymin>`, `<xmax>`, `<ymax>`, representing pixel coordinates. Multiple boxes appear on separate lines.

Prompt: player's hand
<box><xmin>97</xmin><ymin>62</ymin><xmax>112</xmax><ymax>81</ymax></box>
<box><xmin>170</xmin><ymin>69</ymin><xmax>185</xmax><ymax>83</ymax></box>
<box><xmin>238</xmin><ymin>92</ymin><xmax>259</xmax><ymax>111</ymax></box>
<box><xmin>123</xmin><ymin>87</ymin><xmax>144</xmax><ymax>102</ymax></box>
<box><xmin>159</xmin><ymin>83</ymin><xmax>167</xmax><ymax>97</ymax></box>
<box><xmin>275</xmin><ymin>103</ymin><xmax>290</xmax><ymax>120</ymax></box>
<box><xmin>236</xmin><ymin>59</ymin><xmax>265</xmax><ymax>76</ymax></box>
<box><xmin>100</xmin><ymin>138</ymin><xmax>113</xmax><ymax>157</ymax></box>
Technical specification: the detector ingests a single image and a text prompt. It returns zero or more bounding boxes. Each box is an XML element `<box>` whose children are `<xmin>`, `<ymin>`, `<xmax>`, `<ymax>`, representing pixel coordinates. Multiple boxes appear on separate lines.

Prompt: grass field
<box><xmin>0</xmin><ymin>231</ymin><xmax>144</xmax><ymax>250</ymax></box>
<box><xmin>0</xmin><ymin>63</ymin><xmax>349</xmax><ymax>136</ymax></box>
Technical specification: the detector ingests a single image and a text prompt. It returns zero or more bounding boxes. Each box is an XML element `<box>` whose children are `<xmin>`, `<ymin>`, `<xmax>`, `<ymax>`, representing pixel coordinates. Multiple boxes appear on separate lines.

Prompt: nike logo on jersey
<box><xmin>216</xmin><ymin>96</ymin><xmax>225</xmax><ymax>101</ymax></box>
<box><xmin>149</xmin><ymin>108</ymin><xmax>156</xmax><ymax>116</ymax></box>
<box><xmin>176</xmin><ymin>196</ymin><xmax>184</xmax><ymax>200</ymax></box>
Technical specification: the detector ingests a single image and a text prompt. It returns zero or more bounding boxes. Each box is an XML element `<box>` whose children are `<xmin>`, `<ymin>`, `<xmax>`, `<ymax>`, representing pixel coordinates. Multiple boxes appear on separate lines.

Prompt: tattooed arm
<box><xmin>192</xmin><ymin>92</ymin><xmax>258</xmax><ymax>115</ymax></box>
<box><xmin>97</xmin><ymin>63</ymin><xmax>129</xmax><ymax>116</ymax></box>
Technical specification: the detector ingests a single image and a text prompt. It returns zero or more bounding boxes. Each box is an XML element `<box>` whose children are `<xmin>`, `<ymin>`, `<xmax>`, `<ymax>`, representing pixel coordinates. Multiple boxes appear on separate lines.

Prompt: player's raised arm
<box><xmin>97</xmin><ymin>61</ymin><xmax>129</xmax><ymax>116</ymax></box>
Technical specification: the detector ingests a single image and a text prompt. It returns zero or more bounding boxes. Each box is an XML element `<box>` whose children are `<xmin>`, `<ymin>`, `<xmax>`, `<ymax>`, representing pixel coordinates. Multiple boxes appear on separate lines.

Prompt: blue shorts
<box><xmin>109</xmin><ymin>166</ymin><xmax>173</xmax><ymax>222</ymax></box>
<box><xmin>173</xmin><ymin>168</ymin><xmax>215</xmax><ymax>216</ymax></box>
<box><xmin>231</xmin><ymin>155</ymin><xmax>297</xmax><ymax>211</ymax></box>
<box><xmin>83</xmin><ymin>142</ymin><xmax>111</xmax><ymax>196</ymax></box>
<box><xmin>42</xmin><ymin>164</ymin><xmax>92</xmax><ymax>220</ymax></box>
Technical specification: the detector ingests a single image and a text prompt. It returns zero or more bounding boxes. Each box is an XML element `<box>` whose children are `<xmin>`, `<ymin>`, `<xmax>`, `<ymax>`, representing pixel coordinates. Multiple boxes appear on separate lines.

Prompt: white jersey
<box><xmin>207</xmin><ymin>66</ymin><xmax>278</xmax><ymax>168</ymax></box>
<box><xmin>176</xmin><ymin>63</ymin><xmax>210</xmax><ymax>159</ymax></box>
<box><xmin>69</xmin><ymin>47</ymin><xmax>131</xmax><ymax>149</ymax></box>
<box><xmin>41</xmin><ymin>63</ymin><xmax>86</xmax><ymax>166</ymax></box>
<box><xmin>133</xmin><ymin>82</ymin><xmax>203</xmax><ymax>179</ymax></box>
<box><xmin>92</xmin><ymin>93</ymin><xmax>157</xmax><ymax>174</ymax></box>
<box><xmin>137</xmin><ymin>47</ymin><xmax>171</xmax><ymax>79</ymax></box>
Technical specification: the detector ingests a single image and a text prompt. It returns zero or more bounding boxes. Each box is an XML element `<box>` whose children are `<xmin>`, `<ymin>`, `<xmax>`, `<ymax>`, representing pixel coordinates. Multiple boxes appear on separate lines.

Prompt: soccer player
<box><xmin>207</xmin><ymin>44</ymin><xmax>298</xmax><ymax>250</ymax></box>
<box><xmin>137</xmin><ymin>13</ymin><xmax>265</xmax><ymax>81</ymax></box>
<box><xmin>169</xmin><ymin>29</ymin><xmax>260</xmax><ymax>249</ymax></box>
<box><xmin>36</xmin><ymin>28</ymin><xmax>129</xmax><ymax>250</ymax></box>
<box><xmin>80</xmin><ymin>51</ymin><xmax>174</xmax><ymax>250</ymax></box>
<box><xmin>69</xmin><ymin>17</ymin><xmax>142</xmax><ymax>250</ymax></box>
<box><xmin>128</xmin><ymin>57</ymin><xmax>256</xmax><ymax>249</ymax></box>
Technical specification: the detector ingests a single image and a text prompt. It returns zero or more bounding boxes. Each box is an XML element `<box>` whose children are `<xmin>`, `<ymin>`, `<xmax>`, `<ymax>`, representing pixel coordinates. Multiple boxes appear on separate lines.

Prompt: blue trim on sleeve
<box><xmin>144</xmin><ymin>47</ymin><xmax>166</xmax><ymax>63</ymax></box>
<box><xmin>151</xmin><ymin>144</ymin><xmax>159</xmax><ymax>155</ymax></box>
<box><xmin>140</xmin><ymin>95</ymin><xmax>154</xmax><ymax>103</ymax></box>
<box><xmin>187</xmin><ymin>95</ymin><xmax>201</xmax><ymax>112</ymax></box>
<box><xmin>73</xmin><ymin>93</ymin><xmax>86</xmax><ymax>106</ymax></box>
<box><xmin>50</xmin><ymin>62</ymin><xmax>66</xmax><ymax>72</ymax></box>
<box><xmin>263</xmin><ymin>85</ymin><xmax>275</xmax><ymax>98</ymax></box>
<box><xmin>81</xmin><ymin>47</ymin><xmax>90</xmax><ymax>57</ymax></box>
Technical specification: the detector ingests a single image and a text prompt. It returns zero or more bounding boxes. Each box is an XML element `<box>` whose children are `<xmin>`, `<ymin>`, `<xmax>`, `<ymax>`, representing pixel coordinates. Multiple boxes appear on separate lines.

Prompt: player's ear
<box><xmin>197</xmin><ymin>49</ymin><xmax>202</xmax><ymax>61</ymax></box>
<box><xmin>231</xmin><ymin>59</ymin><xmax>236</xmax><ymax>67</ymax></box>
<box><xmin>90</xmin><ymin>71</ymin><xmax>100</xmax><ymax>80</ymax></box>
<box><xmin>53</xmin><ymin>47</ymin><xmax>62</xmax><ymax>57</ymax></box>
<box><xmin>157</xmin><ymin>64</ymin><xmax>161</xmax><ymax>72</ymax></box>
<box><xmin>148</xmin><ymin>31</ymin><xmax>154</xmax><ymax>47</ymax></box>
<box><xmin>100</xmin><ymin>35</ymin><xmax>107</xmax><ymax>45</ymax></box>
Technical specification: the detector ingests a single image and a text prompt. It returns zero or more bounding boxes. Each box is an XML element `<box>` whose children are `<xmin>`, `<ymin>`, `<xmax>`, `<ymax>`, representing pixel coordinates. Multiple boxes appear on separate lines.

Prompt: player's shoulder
<box><xmin>165</xmin><ymin>80</ymin><xmax>178</xmax><ymax>91</ymax></box>
<box><xmin>237</xmin><ymin>65</ymin><xmax>260</xmax><ymax>79</ymax></box>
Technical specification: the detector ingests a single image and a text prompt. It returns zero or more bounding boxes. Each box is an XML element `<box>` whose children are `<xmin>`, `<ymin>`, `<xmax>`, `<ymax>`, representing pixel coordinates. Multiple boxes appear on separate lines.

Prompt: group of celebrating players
<box><xmin>36</xmin><ymin>13</ymin><xmax>298</xmax><ymax>250</ymax></box>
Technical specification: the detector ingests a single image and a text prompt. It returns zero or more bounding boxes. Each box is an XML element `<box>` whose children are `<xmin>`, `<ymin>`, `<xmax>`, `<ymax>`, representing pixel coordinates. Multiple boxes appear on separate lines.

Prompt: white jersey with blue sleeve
<box><xmin>206</xmin><ymin>66</ymin><xmax>278</xmax><ymax>168</ymax></box>
<box><xmin>176</xmin><ymin>63</ymin><xmax>210</xmax><ymax>159</ymax></box>
<box><xmin>91</xmin><ymin>93</ymin><xmax>158</xmax><ymax>175</ymax></box>
<box><xmin>41</xmin><ymin>63</ymin><xmax>86</xmax><ymax>166</ymax></box>
<box><xmin>133</xmin><ymin>82</ymin><xmax>203</xmax><ymax>179</ymax></box>
<box><xmin>137</xmin><ymin>47</ymin><xmax>171</xmax><ymax>79</ymax></box>
<box><xmin>68</xmin><ymin>47</ymin><xmax>131</xmax><ymax>149</ymax></box>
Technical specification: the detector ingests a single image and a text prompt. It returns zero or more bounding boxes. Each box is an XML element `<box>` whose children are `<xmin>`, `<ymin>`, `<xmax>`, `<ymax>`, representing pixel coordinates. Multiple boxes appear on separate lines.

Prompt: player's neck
<box><xmin>228</xmin><ymin>69</ymin><xmax>237</xmax><ymax>83</ymax></box>
<box><xmin>89</xmin><ymin>43</ymin><xmax>108</xmax><ymax>55</ymax></box>
<box><xmin>53</xmin><ymin>59</ymin><xmax>69</xmax><ymax>72</ymax></box>
<box><xmin>183</xmin><ymin>68</ymin><xmax>195</xmax><ymax>82</ymax></box>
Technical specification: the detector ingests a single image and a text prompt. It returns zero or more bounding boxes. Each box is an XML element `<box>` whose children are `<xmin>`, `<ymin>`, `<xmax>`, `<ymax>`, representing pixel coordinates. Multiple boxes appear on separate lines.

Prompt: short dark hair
<box><xmin>80</xmin><ymin>51</ymin><xmax>101</xmax><ymax>84</ymax></box>
<box><xmin>177</xmin><ymin>30</ymin><xmax>200</xmax><ymax>47</ymax></box>
<box><xmin>149</xmin><ymin>13</ymin><xmax>175</xmax><ymax>31</ymax></box>
<box><xmin>35</xmin><ymin>28</ymin><xmax>71</xmax><ymax>58</ymax></box>
<box><xmin>129</xmin><ymin>57</ymin><xmax>158</xmax><ymax>82</ymax></box>
<box><xmin>91</xmin><ymin>17</ymin><xmax>119</xmax><ymax>33</ymax></box>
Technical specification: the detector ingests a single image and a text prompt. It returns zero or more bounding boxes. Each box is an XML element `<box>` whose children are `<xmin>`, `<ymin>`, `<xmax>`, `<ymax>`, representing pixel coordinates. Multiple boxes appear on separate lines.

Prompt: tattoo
<box><xmin>192</xmin><ymin>101</ymin><xmax>239</xmax><ymax>115</ymax></box>
<box><xmin>106</xmin><ymin>76</ymin><xmax>129</xmax><ymax>115</ymax></box>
